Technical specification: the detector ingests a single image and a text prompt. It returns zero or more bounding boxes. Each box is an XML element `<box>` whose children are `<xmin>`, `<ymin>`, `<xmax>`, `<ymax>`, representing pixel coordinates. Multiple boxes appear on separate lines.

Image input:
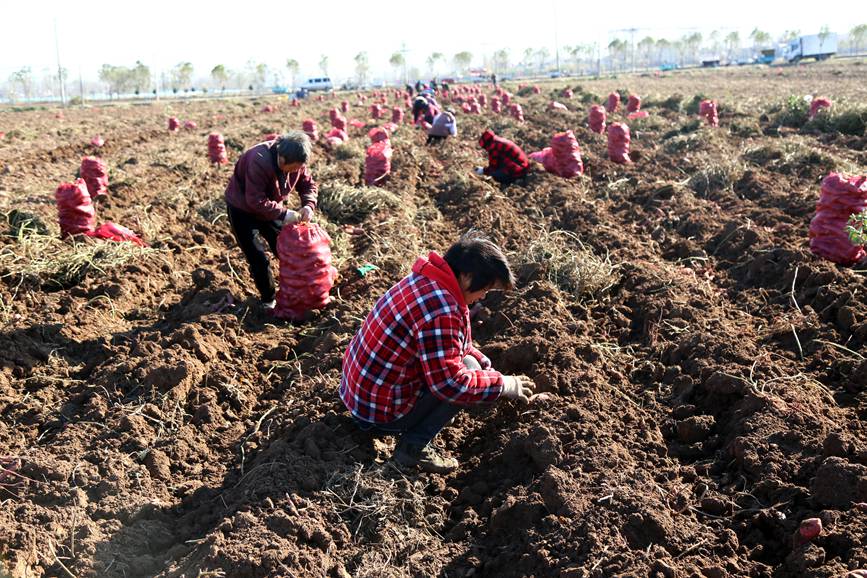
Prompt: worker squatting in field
<box><xmin>339</xmin><ymin>232</ymin><xmax>536</xmax><ymax>473</ymax></box>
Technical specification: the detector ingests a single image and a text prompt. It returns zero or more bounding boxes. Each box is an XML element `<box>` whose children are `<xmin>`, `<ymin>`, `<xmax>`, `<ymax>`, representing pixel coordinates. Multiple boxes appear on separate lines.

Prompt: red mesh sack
<box><xmin>341</xmin><ymin>100</ymin><xmax>350</xmax><ymax>113</ymax></box>
<box><xmin>606</xmin><ymin>92</ymin><xmax>620</xmax><ymax>113</ymax></box>
<box><xmin>261</xmin><ymin>105</ymin><xmax>274</xmax><ymax>113</ymax></box>
<box><xmin>382</xmin><ymin>122</ymin><xmax>398</xmax><ymax>134</ymax></box>
<box><xmin>364</xmin><ymin>140</ymin><xmax>393</xmax><ymax>186</ymax></box>
<box><xmin>550</xmin><ymin>130</ymin><xmax>584</xmax><ymax>178</ymax></box>
<box><xmin>607</xmin><ymin>123</ymin><xmax>631</xmax><ymax>164</ymax></box>
<box><xmin>699</xmin><ymin>100</ymin><xmax>719</xmax><ymax>127</ymax></box>
<box><xmin>809</xmin><ymin>173</ymin><xmax>867</xmax><ymax>265</ymax></box>
<box><xmin>502</xmin><ymin>93</ymin><xmax>511</xmax><ymax>106</ymax></box>
<box><xmin>810</xmin><ymin>98</ymin><xmax>832</xmax><ymax>120</ymax></box>
<box><xmin>491</xmin><ymin>97</ymin><xmax>502</xmax><ymax>113</ymax></box>
<box><xmin>331</xmin><ymin>113</ymin><xmax>347</xmax><ymax>132</ymax></box>
<box><xmin>548</xmin><ymin>101</ymin><xmax>568</xmax><ymax>111</ymax></box>
<box><xmin>371</xmin><ymin>104</ymin><xmax>383</xmax><ymax>119</ymax></box>
<box><xmin>326</xmin><ymin>128</ymin><xmax>348</xmax><ymax>142</ymax></box>
<box><xmin>529</xmin><ymin>148</ymin><xmax>558</xmax><ymax>174</ymax></box>
<box><xmin>183</xmin><ymin>120</ymin><xmax>198</xmax><ymax>130</ymax></box>
<box><xmin>392</xmin><ymin>107</ymin><xmax>404</xmax><ymax>124</ymax></box>
<box><xmin>80</xmin><ymin>156</ymin><xmax>109</xmax><ymax>199</ymax></box>
<box><xmin>562</xmin><ymin>88</ymin><xmax>573</xmax><ymax>99</ymax></box>
<box><xmin>532</xmin><ymin>85</ymin><xmax>541</xmax><ymax>94</ymax></box>
<box><xmin>55</xmin><ymin>179</ymin><xmax>96</xmax><ymax>238</ymax></box>
<box><xmin>627</xmin><ymin>111</ymin><xmax>649</xmax><ymax>120</ymax></box>
<box><xmin>88</xmin><ymin>222</ymin><xmax>147</xmax><ymax>247</ymax></box>
<box><xmin>302</xmin><ymin>119</ymin><xmax>318</xmax><ymax>141</ymax></box>
<box><xmin>479</xmin><ymin>94</ymin><xmax>487</xmax><ymax>108</ymax></box>
<box><xmin>368</xmin><ymin>127</ymin><xmax>390</xmax><ymax>144</ymax></box>
<box><xmin>461</xmin><ymin>103</ymin><xmax>473</xmax><ymax>114</ymax></box>
<box><xmin>208</xmin><ymin>133</ymin><xmax>229</xmax><ymax>164</ymax></box>
<box><xmin>349</xmin><ymin>119</ymin><xmax>366</xmax><ymax>129</ymax></box>
<box><xmin>510</xmin><ymin>103</ymin><xmax>524</xmax><ymax>122</ymax></box>
<box><xmin>317</xmin><ymin>95</ymin><xmax>324</xmax><ymax>102</ymax></box>
<box><xmin>291</xmin><ymin>98</ymin><xmax>300</xmax><ymax>107</ymax></box>
<box><xmin>589</xmin><ymin>105</ymin><xmax>607</xmax><ymax>133</ymax></box>
<box><xmin>626</xmin><ymin>95</ymin><xmax>641</xmax><ymax>113</ymax></box>
<box><xmin>274</xmin><ymin>222</ymin><xmax>339</xmax><ymax>320</ymax></box>
<box><xmin>90</xmin><ymin>135</ymin><xmax>105</xmax><ymax>148</ymax></box>
<box><xmin>168</xmin><ymin>117</ymin><xmax>180</xmax><ymax>131</ymax></box>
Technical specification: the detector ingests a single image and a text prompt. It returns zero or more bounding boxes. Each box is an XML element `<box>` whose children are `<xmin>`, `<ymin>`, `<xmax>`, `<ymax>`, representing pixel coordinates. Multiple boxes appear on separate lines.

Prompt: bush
<box><xmin>684</xmin><ymin>94</ymin><xmax>708</xmax><ymax>116</ymax></box>
<box><xmin>772</xmin><ymin>95</ymin><xmax>810</xmax><ymax>128</ymax></box>
<box><xmin>517</xmin><ymin>230</ymin><xmax>618</xmax><ymax>302</ymax></box>
<box><xmin>317</xmin><ymin>182</ymin><xmax>401</xmax><ymax>224</ymax></box>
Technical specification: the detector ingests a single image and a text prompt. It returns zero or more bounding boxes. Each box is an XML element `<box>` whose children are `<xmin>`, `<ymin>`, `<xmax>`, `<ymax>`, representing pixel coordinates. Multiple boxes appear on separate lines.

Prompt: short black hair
<box><xmin>443</xmin><ymin>231</ymin><xmax>515</xmax><ymax>292</ymax></box>
<box><xmin>276</xmin><ymin>130</ymin><xmax>311</xmax><ymax>164</ymax></box>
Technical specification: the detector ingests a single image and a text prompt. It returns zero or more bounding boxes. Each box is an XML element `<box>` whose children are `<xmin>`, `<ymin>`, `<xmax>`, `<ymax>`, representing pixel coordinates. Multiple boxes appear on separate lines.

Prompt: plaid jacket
<box><xmin>340</xmin><ymin>252</ymin><xmax>503</xmax><ymax>424</ymax></box>
<box><xmin>479</xmin><ymin>129</ymin><xmax>529</xmax><ymax>178</ymax></box>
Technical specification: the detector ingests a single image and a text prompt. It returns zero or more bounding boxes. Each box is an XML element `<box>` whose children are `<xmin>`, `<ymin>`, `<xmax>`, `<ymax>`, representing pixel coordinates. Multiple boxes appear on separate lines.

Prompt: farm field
<box><xmin>1</xmin><ymin>60</ymin><xmax>866</xmax><ymax>577</ymax></box>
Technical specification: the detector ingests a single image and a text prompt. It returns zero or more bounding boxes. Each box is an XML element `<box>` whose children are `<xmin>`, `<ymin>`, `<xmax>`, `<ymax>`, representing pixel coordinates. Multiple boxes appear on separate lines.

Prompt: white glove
<box><xmin>282</xmin><ymin>210</ymin><xmax>300</xmax><ymax>225</ymax></box>
<box><xmin>501</xmin><ymin>375</ymin><xmax>535</xmax><ymax>403</ymax></box>
<box><xmin>474</xmin><ymin>167</ymin><xmax>485</xmax><ymax>175</ymax></box>
<box><xmin>298</xmin><ymin>206</ymin><xmax>314</xmax><ymax>222</ymax></box>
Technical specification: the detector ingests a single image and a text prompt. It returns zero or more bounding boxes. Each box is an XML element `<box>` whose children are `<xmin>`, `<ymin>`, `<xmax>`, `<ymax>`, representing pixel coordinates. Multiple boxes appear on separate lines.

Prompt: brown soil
<box><xmin>1</xmin><ymin>61</ymin><xmax>866</xmax><ymax>578</ymax></box>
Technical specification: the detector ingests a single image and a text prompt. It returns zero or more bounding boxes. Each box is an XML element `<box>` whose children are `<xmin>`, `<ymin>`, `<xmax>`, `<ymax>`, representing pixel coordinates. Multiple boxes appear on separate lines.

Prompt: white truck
<box><xmin>786</xmin><ymin>33</ymin><xmax>838</xmax><ymax>62</ymax></box>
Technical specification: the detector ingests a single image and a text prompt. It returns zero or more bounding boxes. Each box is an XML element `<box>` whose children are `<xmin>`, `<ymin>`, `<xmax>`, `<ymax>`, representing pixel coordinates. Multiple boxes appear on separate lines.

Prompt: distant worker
<box><xmin>491</xmin><ymin>73</ymin><xmax>498</xmax><ymax>87</ymax></box>
<box><xmin>475</xmin><ymin>129</ymin><xmax>530</xmax><ymax>185</ymax></box>
<box><xmin>412</xmin><ymin>94</ymin><xmax>439</xmax><ymax>126</ymax></box>
<box><xmin>415</xmin><ymin>79</ymin><xmax>424</xmax><ymax>93</ymax></box>
<box><xmin>427</xmin><ymin>108</ymin><xmax>457</xmax><ymax>145</ymax></box>
<box><xmin>224</xmin><ymin>131</ymin><xmax>317</xmax><ymax>310</ymax></box>
<box><xmin>339</xmin><ymin>232</ymin><xmax>536</xmax><ymax>473</ymax></box>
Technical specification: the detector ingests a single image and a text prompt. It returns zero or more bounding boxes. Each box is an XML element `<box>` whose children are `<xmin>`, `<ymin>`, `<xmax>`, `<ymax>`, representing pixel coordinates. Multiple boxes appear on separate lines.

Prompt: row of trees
<box><xmin>3</xmin><ymin>24</ymin><xmax>866</xmax><ymax>102</ymax></box>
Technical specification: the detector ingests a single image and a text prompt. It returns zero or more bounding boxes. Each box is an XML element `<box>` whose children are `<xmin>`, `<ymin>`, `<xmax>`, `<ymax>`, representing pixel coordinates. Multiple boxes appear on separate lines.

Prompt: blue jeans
<box><xmin>353</xmin><ymin>356</ymin><xmax>481</xmax><ymax>447</ymax></box>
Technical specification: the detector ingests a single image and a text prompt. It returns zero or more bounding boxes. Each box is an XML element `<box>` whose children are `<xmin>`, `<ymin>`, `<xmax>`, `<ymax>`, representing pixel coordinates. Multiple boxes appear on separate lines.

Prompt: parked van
<box><xmin>300</xmin><ymin>77</ymin><xmax>333</xmax><ymax>91</ymax></box>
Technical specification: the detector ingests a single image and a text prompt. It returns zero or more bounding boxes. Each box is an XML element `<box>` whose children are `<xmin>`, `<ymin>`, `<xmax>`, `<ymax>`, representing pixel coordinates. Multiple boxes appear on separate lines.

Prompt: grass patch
<box><xmin>688</xmin><ymin>160</ymin><xmax>742</xmax><ymax>196</ymax></box>
<box><xmin>0</xmin><ymin>233</ymin><xmax>156</xmax><ymax>289</ymax></box>
<box><xmin>317</xmin><ymin>182</ymin><xmax>401</xmax><ymax>224</ymax></box>
<box><xmin>323</xmin><ymin>463</ymin><xmax>447</xmax><ymax>578</ymax></box>
<box><xmin>517</xmin><ymin>230</ymin><xmax>618</xmax><ymax>301</ymax></box>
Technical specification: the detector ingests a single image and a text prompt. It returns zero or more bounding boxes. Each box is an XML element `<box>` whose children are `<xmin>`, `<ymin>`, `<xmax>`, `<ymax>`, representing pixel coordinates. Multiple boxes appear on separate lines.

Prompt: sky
<box><xmin>1</xmin><ymin>0</ymin><xmax>861</xmax><ymax>84</ymax></box>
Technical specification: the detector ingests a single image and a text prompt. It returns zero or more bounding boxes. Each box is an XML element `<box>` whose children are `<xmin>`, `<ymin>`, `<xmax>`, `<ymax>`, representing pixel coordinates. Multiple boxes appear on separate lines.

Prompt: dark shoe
<box><xmin>393</xmin><ymin>441</ymin><xmax>458</xmax><ymax>474</ymax></box>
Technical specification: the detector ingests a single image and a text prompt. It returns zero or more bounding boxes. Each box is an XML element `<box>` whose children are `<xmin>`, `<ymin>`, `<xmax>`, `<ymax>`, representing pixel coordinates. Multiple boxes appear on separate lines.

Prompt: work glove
<box><xmin>501</xmin><ymin>375</ymin><xmax>535</xmax><ymax>403</ymax></box>
<box><xmin>298</xmin><ymin>205</ymin><xmax>314</xmax><ymax>222</ymax></box>
<box><xmin>281</xmin><ymin>210</ymin><xmax>300</xmax><ymax>225</ymax></box>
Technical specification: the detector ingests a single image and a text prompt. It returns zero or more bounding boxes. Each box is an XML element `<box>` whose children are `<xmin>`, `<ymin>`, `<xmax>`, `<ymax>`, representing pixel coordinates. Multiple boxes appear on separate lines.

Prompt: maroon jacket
<box><xmin>224</xmin><ymin>141</ymin><xmax>317</xmax><ymax>221</ymax></box>
<box><xmin>479</xmin><ymin>129</ymin><xmax>529</xmax><ymax>178</ymax></box>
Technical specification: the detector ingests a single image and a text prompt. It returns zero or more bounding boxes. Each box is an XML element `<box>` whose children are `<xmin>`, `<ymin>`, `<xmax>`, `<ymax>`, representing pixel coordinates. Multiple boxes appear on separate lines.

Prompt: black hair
<box><xmin>276</xmin><ymin>130</ymin><xmax>311</xmax><ymax>164</ymax></box>
<box><xmin>443</xmin><ymin>231</ymin><xmax>515</xmax><ymax>292</ymax></box>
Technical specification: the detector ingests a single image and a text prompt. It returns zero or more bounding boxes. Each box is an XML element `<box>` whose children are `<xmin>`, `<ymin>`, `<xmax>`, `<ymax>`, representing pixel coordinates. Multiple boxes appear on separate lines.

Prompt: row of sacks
<box><xmin>527</xmin><ymin>121</ymin><xmax>634</xmax><ymax>177</ymax></box>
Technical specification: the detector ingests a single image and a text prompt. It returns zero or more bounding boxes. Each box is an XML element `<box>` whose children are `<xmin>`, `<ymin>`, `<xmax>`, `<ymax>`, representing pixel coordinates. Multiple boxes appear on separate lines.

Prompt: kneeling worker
<box><xmin>339</xmin><ymin>232</ymin><xmax>535</xmax><ymax>473</ymax></box>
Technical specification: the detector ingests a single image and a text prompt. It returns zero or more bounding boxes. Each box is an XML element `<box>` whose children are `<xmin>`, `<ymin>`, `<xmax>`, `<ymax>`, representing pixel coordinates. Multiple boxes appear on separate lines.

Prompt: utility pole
<box><xmin>400</xmin><ymin>42</ymin><xmax>409</xmax><ymax>85</ymax></box>
<box><xmin>553</xmin><ymin>0</ymin><xmax>561</xmax><ymax>74</ymax></box>
<box><xmin>78</xmin><ymin>68</ymin><xmax>85</xmax><ymax>104</ymax></box>
<box><xmin>54</xmin><ymin>18</ymin><xmax>66</xmax><ymax>106</ymax></box>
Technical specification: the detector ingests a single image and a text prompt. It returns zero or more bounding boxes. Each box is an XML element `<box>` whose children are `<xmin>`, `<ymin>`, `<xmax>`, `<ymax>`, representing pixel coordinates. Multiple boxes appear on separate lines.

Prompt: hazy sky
<box><xmin>1</xmin><ymin>0</ymin><xmax>860</xmax><ymax>82</ymax></box>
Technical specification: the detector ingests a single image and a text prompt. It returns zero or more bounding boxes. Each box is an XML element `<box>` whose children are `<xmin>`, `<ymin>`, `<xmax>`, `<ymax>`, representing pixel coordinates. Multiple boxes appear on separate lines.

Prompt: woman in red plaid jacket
<box><xmin>340</xmin><ymin>232</ymin><xmax>535</xmax><ymax>473</ymax></box>
<box><xmin>475</xmin><ymin>129</ymin><xmax>530</xmax><ymax>185</ymax></box>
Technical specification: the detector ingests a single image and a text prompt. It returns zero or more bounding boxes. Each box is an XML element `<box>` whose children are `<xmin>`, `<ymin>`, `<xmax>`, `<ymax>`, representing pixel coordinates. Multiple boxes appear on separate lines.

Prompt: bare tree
<box><xmin>354</xmin><ymin>52</ymin><xmax>370</xmax><ymax>86</ymax></box>
<box><xmin>285</xmin><ymin>59</ymin><xmax>299</xmax><ymax>88</ymax></box>
<box><xmin>453</xmin><ymin>51</ymin><xmax>473</xmax><ymax>75</ymax></box>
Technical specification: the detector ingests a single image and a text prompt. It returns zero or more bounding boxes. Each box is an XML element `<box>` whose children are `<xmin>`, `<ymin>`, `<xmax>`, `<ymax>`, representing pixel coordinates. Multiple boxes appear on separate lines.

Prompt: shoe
<box><xmin>393</xmin><ymin>441</ymin><xmax>458</xmax><ymax>474</ymax></box>
<box><xmin>262</xmin><ymin>299</ymin><xmax>276</xmax><ymax>310</ymax></box>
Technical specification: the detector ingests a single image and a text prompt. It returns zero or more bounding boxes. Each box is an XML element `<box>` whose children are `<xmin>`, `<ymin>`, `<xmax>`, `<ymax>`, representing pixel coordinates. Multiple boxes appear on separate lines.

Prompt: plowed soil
<box><xmin>1</xmin><ymin>62</ymin><xmax>866</xmax><ymax>578</ymax></box>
